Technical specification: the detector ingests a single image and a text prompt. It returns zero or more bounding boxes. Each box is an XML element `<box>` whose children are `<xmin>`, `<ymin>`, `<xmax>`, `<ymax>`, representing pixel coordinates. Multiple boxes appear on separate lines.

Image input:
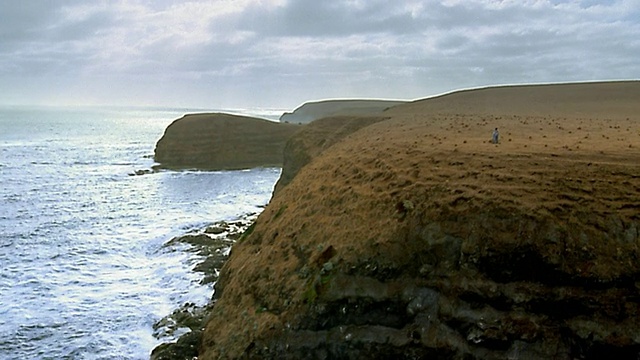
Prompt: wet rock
<box><xmin>167</xmin><ymin>233</ymin><xmax>215</xmax><ymax>248</ymax></box>
<box><xmin>152</xmin><ymin>215</ymin><xmax>258</xmax><ymax>359</ymax></box>
<box><xmin>150</xmin><ymin>330</ymin><xmax>200</xmax><ymax>360</ymax></box>
<box><xmin>128</xmin><ymin>168</ymin><xmax>155</xmax><ymax>176</ymax></box>
<box><xmin>151</xmin><ymin>302</ymin><xmax>213</xmax><ymax>360</ymax></box>
<box><xmin>204</xmin><ymin>225</ymin><xmax>227</xmax><ymax>235</ymax></box>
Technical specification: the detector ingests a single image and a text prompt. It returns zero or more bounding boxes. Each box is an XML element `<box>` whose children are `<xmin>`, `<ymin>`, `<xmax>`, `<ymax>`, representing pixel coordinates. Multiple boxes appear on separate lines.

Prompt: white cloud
<box><xmin>0</xmin><ymin>0</ymin><xmax>638</xmax><ymax>108</ymax></box>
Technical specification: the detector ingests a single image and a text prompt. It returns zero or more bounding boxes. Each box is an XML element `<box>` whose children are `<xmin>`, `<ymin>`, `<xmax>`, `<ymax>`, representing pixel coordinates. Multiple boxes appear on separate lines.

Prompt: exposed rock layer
<box><xmin>198</xmin><ymin>81</ymin><xmax>640</xmax><ymax>359</ymax></box>
<box><xmin>154</xmin><ymin>113</ymin><xmax>301</xmax><ymax>170</ymax></box>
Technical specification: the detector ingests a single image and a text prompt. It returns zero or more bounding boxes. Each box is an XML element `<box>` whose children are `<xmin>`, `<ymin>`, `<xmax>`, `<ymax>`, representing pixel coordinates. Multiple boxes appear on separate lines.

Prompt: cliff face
<box><xmin>280</xmin><ymin>99</ymin><xmax>406</xmax><ymax>124</ymax></box>
<box><xmin>198</xmin><ymin>82</ymin><xmax>640</xmax><ymax>359</ymax></box>
<box><xmin>273</xmin><ymin>115</ymin><xmax>389</xmax><ymax>194</ymax></box>
<box><xmin>154</xmin><ymin>113</ymin><xmax>301</xmax><ymax>170</ymax></box>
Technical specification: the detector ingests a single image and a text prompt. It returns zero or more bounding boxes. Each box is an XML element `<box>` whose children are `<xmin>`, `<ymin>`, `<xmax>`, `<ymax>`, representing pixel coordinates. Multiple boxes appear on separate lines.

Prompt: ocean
<box><xmin>0</xmin><ymin>106</ymin><xmax>283</xmax><ymax>359</ymax></box>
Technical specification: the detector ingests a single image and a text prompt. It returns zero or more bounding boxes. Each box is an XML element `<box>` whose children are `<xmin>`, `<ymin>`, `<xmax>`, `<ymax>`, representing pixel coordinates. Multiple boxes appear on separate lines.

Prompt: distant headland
<box><xmin>153</xmin><ymin>112</ymin><xmax>301</xmax><ymax>170</ymax></box>
<box><xmin>152</xmin><ymin>81</ymin><xmax>640</xmax><ymax>360</ymax></box>
<box><xmin>279</xmin><ymin>99</ymin><xmax>406</xmax><ymax>124</ymax></box>
<box><xmin>153</xmin><ymin>99</ymin><xmax>406</xmax><ymax>170</ymax></box>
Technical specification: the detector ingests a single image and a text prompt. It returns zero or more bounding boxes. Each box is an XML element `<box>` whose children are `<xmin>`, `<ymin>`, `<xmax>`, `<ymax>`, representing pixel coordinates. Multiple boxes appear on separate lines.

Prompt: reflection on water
<box><xmin>0</xmin><ymin>106</ymin><xmax>280</xmax><ymax>359</ymax></box>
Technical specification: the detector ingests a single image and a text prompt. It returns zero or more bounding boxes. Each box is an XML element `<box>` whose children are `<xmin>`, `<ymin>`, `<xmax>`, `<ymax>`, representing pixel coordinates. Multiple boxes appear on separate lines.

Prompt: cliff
<box><xmin>198</xmin><ymin>81</ymin><xmax>640</xmax><ymax>359</ymax></box>
<box><xmin>154</xmin><ymin>113</ymin><xmax>301</xmax><ymax>170</ymax></box>
<box><xmin>273</xmin><ymin>115</ymin><xmax>390</xmax><ymax>194</ymax></box>
<box><xmin>279</xmin><ymin>99</ymin><xmax>406</xmax><ymax>124</ymax></box>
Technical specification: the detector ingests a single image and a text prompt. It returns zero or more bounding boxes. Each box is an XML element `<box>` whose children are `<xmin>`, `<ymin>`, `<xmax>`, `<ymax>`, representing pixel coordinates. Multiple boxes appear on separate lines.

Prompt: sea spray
<box><xmin>0</xmin><ymin>106</ymin><xmax>281</xmax><ymax>359</ymax></box>
<box><xmin>151</xmin><ymin>214</ymin><xmax>259</xmax><ymax>359</ymax></box>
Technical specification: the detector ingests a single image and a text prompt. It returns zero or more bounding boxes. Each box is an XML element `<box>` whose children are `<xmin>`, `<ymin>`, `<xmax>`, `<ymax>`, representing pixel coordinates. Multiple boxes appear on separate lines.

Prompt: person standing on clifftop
<box><xmin>492</xmin><ymin>127</ymin><xmax>499</xmax><ymax>144</ymax></box>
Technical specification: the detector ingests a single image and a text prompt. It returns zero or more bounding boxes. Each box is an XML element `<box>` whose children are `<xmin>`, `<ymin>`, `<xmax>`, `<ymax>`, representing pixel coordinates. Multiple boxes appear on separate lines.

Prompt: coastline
<box><xmin>151</xmin><ymin>213</ymin><xmax>260</xmax><ymax>359</ymax></box>
<box><xmin>197</xmin><ymin>81</ymin><xmax>640</xmax><ymax>359</ymax></box>
<box><xmin>148</xmin><ymin>81</ymin><xmax>640</xmax><ymax>359</ymax></box>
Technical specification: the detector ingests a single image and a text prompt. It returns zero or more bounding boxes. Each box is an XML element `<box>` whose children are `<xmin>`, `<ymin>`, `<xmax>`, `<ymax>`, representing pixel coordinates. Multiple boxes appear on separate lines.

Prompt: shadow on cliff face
<box><xmin>273</xmin><ymin>115</ymin><xmax>389</xmax><ymax>194</ymax></box>
<box><xmin>242</xmin><ymin>204</ymin><xmax>640</xmax><ymax>360</ymax></box>
<box><xmin>197</xmin><ymin>83</ymin><xmax>640</xmax><ymax>360</ymax></box>
<box><xmin>199</xmin><ymin>181</ymin><xmax>639</xmax><ymax>359</ymax></box>
<box><xmin>198</xmin><ymin>159</ymin><xmax>640</xmax><ymax>359</ymax></box>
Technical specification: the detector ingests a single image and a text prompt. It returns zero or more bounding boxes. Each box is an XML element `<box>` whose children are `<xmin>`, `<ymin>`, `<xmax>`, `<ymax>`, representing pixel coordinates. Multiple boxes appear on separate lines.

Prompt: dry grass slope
<box><xmin>154</xmin><ymin>113</ymin><xmax>301</xmax><ymax>170</ymax></box>
<box><xmin>199</xmin><ymin>81</ymin><xmax>640</xmax><ymax>359</ymax></box>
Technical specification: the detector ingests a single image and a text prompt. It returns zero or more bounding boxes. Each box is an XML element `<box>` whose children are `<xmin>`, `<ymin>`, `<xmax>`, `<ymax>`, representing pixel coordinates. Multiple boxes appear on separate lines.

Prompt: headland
<box><xmin>154</xmin><ymin>113</ymin><xmax>301</xmax><ymax>170</ymax></box>
<box><xmin>158</xmin><ymin>81</ymin><xmax>640</xmax><ymax>359</ymax></box>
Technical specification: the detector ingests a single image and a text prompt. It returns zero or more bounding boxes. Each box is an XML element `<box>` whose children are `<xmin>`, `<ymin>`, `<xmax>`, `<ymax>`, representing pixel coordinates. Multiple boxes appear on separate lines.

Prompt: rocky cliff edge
<box><xmin>280</xmin><ymin>99</ymin><xmax>406</xmax><ymax>124</ymax></box>
<box><xmin>198</xmin><ymin>82</ymin><xmax>640</xmax><ymax>359</ymax></box>
<box><xmin>154</xmin><ymin>113</ymin><xmax>301</xmax><ymax>170</ymax></box>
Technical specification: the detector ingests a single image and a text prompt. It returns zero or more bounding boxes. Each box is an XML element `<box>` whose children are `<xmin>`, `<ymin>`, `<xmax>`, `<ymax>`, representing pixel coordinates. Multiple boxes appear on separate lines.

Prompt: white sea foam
<box><xmin>0</xmin><ymin>106</ymin><xmax>280</xmax><ymax>359</ymax></box>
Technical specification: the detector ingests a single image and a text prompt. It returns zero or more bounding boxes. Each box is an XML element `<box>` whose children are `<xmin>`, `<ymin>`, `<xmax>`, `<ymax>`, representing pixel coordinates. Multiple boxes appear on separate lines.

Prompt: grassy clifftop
<box><xmin>280</xmin><ymin>99</ymin><xmax>406</xmax><ymax>124</ymax></box>
<box><xmin>154</xmin><ymin>113</ymin><xmax>301</xmax><ymax>170</ymax></box>
<box><xmin>199</xmin><ymin>82</ymin><xmax>640</xmax><ymax>359</ymax></box>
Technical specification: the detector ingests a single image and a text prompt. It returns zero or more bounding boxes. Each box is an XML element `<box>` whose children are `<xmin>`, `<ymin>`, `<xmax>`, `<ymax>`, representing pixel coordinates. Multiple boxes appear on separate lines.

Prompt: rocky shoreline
<box><xmin>197</xmin><ymin>82</ymin><xmax>640</xmax><ymax>359</ymax></box>
<box><xmin>150</xmin><ymin>214</ymin><xmax>258</xmax><ymax>360</ymax></box>
<box><xmin>150</xmin><ymin>82</ymin><xmax>640</xmax><ymax>359</ymax></box>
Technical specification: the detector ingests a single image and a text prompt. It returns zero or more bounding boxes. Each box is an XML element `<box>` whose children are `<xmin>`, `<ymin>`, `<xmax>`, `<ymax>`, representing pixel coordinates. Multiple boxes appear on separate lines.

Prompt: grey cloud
<box><xmin>0</xmin><ymin>0</ymin><xmax>638</xmax><ymax>107</ymax></box>
<box><xmin>233</xmin><ymin>0</ymin><xmax>426</xmax><ymax>37</ymax></box>
<box><xmin>0</xmin><ymin>2</ymin><xmax>119</xmax><ymax>76</ymax></box>
<box><xmin>0</xmin><ymin>2</ymin><xmax>59</xmax><ymax>40</ymax></box>
<box><xmin>49</xmin><ymin>10</ymin><xmax>118</xmax><ymax>42</ymax></box>
<box><xmin>0</xmin><ymin>1</ymin><xmax>97</xmax><ymax>42</ymax></box>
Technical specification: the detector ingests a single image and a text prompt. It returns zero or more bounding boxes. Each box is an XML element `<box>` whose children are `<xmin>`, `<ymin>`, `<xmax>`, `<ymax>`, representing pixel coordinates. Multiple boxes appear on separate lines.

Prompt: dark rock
<box><xmin>128</xmin><ymin>169</ymin><xmax>155</xmax><ymax>176</ymax></box>
<box><xmin>150</xmin><ymin>330</ymin><xmax>201</xmax><ymax>360</ymax></box>
<box><xmin>204</xmin><ymin>225</ymin><xmax>227</xmax><ymax>235</ymax></box>
<box><xmin>152</xmin><ymin>215</ymin><xmax>258</xmax><ymax>359</ymax></box>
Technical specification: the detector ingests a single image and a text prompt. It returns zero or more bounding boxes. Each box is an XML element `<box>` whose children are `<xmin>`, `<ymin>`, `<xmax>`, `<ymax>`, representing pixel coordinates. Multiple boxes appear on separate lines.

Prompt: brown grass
<box><xmin>199</xmin><ymin>81</ymin><xmax>640</xmax><ymax>359</ymax></box>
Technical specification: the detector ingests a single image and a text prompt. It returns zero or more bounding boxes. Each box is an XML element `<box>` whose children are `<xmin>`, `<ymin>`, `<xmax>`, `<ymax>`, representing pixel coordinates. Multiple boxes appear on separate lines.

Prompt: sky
<box><xmin>0</xmin><ymin>0</ymin><xmax>639</xmax><ymax>110</ymax></box>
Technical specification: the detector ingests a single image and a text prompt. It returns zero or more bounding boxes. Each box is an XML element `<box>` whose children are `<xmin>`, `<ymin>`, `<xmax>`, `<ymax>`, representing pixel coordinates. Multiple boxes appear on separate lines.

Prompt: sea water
<box><xmin>0</xmin><ymin>106</ymin><xmax>282</xmax><ymax>359</ymax></box>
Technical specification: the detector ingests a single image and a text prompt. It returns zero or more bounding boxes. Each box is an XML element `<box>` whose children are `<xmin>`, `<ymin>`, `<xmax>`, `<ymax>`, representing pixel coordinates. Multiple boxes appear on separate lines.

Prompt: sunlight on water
<box><xmin>0</xmin><ymin>106</ymin><xmax>281</xmax><ymax>359</ymax></box>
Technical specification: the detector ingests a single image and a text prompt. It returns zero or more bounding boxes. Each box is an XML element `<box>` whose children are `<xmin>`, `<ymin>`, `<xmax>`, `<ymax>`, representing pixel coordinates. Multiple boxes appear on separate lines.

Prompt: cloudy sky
<box><xmin>1</xmin><ymin>0</ymin><xmax>638</xmax><ymax>110</ymax></box>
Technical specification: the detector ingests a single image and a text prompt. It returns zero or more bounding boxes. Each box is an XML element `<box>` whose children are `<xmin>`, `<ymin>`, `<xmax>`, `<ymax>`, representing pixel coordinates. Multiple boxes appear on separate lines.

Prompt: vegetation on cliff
<box><xmin>279</xmin><ymin>99</ymin><xmax>406</xmax><ymax>124</ymax></box>
<box><xmin>197</xmin><ymin>81</ymin><xmax>640</xmax><ymax>359</ymax></box>
<box><xmin>154</xmin><ymin>113</ymin><xmax>301</xmax><ymax>170</ymax></box>
<box><xmin>273</xmin><ymin>115</ymin><xmax>389</xmax><ymax>194</ymax></box>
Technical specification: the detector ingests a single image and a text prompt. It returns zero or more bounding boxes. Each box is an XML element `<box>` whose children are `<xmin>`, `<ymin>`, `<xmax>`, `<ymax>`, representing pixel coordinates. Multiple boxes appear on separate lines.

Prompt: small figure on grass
<box><xmin>492</xmin><ymin>127</ymin><xmax>499</xmax><ymax>144</ymax></box>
